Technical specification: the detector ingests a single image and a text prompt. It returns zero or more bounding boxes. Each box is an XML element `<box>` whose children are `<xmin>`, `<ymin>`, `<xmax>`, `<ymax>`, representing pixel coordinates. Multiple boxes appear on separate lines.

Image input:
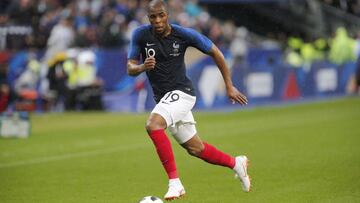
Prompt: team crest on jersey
<box><xmin>170</xmin><ymin>41</ymin><xmax>181</xmax><ymax>56</ymax></box>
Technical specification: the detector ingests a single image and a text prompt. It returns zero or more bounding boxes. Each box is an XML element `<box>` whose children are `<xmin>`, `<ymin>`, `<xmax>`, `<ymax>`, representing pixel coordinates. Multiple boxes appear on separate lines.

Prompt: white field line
<box><xmin>0</xmin><ymin>143</ymin><xmax>146</xmax><ymax>169</ymax></box>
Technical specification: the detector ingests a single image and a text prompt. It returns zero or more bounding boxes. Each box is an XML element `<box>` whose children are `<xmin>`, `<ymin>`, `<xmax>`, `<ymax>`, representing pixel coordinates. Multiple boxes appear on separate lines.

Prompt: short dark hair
<box><xmin>148</xmin><ymin>0</ymin><xmax>168</xmax><ymax>13</ymax></box>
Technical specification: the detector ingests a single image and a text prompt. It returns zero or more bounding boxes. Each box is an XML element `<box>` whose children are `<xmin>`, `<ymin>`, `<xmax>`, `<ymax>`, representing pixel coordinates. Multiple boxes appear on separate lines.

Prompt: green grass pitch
<box><xmin>1</xmin><ymin>97</ymin><xmax>360</xmax><ymax>203</ymax></box>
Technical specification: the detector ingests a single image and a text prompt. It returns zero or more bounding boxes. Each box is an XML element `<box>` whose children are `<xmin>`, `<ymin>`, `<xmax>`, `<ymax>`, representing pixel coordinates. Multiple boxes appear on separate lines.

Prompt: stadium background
<box><xmin>0</xmin><ymin>0</ymin><xmax>360</xmax><ymax>203</ymax></box>
<box><xmin>0</xmin><ymin>0</ymin><xmax>359</xmax><ymax>112</ymax></box>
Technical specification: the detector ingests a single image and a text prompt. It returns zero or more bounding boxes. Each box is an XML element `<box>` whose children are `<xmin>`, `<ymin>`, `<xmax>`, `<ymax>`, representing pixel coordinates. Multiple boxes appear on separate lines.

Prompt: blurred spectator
<box><xmin>207</xmin><ymin>18</ymin><xmax>224</xmax><ymax>47</ymax></box>
<box><xmin>76</xmin><ymin>50</ymin><xmax>103</xmax><ymax>110</ymax></box>
<box><xmin>0</xmin><ymin>13</ymin><xmax>9</xmax><ymax>50</ymax></box>
<box><xmin>261</xmin><ymin>33</ymin><xmax>282</xmax><ymax>49</ymax></box>
<box><xmin>0</xmin><ymin>0</ymin><xmax>249</xmax><ymax>52</ymax></box>
<box><xmin>65</xmin><ymin>49</ymin><xmax>103</xmax><ymax>110</ymax></box>
<box><xmin>168</xmin><ymin>0</ymin><xmax>184</xmax><ymax>23</ymax></box>
<box><xmin>13</xmin><ymin>52</ymin><xmax>40</xmax><ymax>111</ymax></box>
<box><xmin>62</xmin><ymin>50</ymin><xmax>78</xmax><ymax>110</ymax></box>
<box><xmin>355</xmin><ymin>31</ymin><xmax>360</xmax><ymax>93</ymax></box>
<box><xmin>351</xmin><ymin>0</ymin><xmax>360</xmax><ymax>16</ymax></box>
<box><xmin>322</xmin><ymin>0</ymin><xmax>360</xmax><ymax>16</ymax></box>
<box><xmin>14</xmin><ymin>52</ymin><xmax>41</xmax><ymax>94</ymax></box>
<box><xmin>355</xmin><ymin>30</ymin><xmax>360</xmax><ymax>57</ymax></box>
<box><xmin>0</xmin><ymin>10</ymin><xmax>33</xmax><ymax>51</ymax></box>
<box><xmin>0</xmin><ymin>64</ymin><xmax>10</xmax><ymax>112</ymax></box>
<box><xmin>329</xmin><ymin>27</ymin><xmax>356</xmax><ymax>65</ymax></box>
<box><xmin>230</xmin><ymin>27</ymin><xmax>249</xmax><ymax>65</ymax></box>
<box><xmin>98</xmin><ymin>8</ymin><xmax>125</xmax><ymax>48</ymax></box>
<box><xmin>46</xmin><ymin>51</ymin><xmax>70</xmax><ymax>110</ymax></box>
<box><xmin>286</xmin><ymin>37</ymin><xmax>304</xmax><ymax>68</ymax></box>
<box><xmin>44</xmin><ymin>15</ymin><xmax>75</xmax><ymax>62</ymax></box>
<box><xmin>0</xmin><ymin>0</ymin><xmax>358</xmax><ymax>113</ymax></box>
<box><xmin>39</xmin><ymin>13</ymin><xmax>75</xmax><ymax>100</ymax></box>
<box><xmin>222</xmin><ymin>21</ymin><xmax>236</xmax><ymax>46</ymax></box>
<box><xmin>6</xmin><ymin>0</ymin><xmax>37</xmax><ymax>25</ymax></box>
<box><xmin>313</xmin><ymin>37</ymin><xmax>328</xmax><ymax>59</ymax></box>
<box><xmin>184</xmin><ymin>0</ymin><xmax>202</xmax><ymax>17</ymax></box>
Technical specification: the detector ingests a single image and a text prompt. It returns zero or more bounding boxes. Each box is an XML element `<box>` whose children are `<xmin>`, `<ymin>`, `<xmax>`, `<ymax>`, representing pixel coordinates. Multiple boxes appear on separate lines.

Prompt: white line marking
<box><xmin>0</xmin><ymin>143</ymin><xmax>146</xmax><ymax>169</ymax></box>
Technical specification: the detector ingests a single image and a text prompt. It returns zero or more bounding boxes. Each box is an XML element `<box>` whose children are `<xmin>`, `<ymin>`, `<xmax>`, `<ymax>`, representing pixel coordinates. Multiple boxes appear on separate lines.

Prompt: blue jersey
<box><xmin>128</xmin><ymin>24</ymin><xmax>213</xmax><ymax>102</ymax></box>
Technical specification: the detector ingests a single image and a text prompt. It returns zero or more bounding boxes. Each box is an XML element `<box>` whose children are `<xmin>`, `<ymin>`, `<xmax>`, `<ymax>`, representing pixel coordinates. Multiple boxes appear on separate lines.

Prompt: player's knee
<box><xmin>145</xmin><ymin>120</ymin><xmax>163</xmax><ymax>132</ymax></box>
<box><xmin>186</xmin><ymin>144</ymin><xmax>204</xmax><ymax>157</ymax></box>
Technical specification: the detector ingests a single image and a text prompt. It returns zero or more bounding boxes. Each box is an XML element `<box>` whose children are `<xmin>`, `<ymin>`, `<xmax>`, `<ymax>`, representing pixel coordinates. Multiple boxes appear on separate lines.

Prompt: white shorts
<box><xmin>151</xmin><ymin>90</ymin><xmax>197</xmax><ymax>144</ymax></box>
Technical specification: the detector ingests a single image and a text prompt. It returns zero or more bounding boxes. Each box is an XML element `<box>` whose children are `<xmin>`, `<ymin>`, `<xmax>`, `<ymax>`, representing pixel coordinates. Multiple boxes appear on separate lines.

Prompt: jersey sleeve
<box><xmin>184</xmin><ymin>27</ymin><xmax>213</xmax><ymax>54</ymax></box>
<box><xmin>127</xmin><ymin>28</ymin><xmax>142</xmax><ymax>60</ymax></box>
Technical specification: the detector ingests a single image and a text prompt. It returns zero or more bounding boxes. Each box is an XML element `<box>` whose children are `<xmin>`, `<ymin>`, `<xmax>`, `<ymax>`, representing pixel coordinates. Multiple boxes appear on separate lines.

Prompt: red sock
<box><xmin>199</xmin><ymin>142</ymin><xmax>236</xmax><ymax>169</ymax></box>
<box><xmin>149</xmin><ymin>129</ymin><xmax>178</xmax><ymax>179</ymax></box>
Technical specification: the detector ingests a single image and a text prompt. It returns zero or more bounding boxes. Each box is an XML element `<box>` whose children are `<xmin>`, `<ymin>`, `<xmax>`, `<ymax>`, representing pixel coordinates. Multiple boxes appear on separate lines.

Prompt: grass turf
<box><xmin>0</xmin><ymin>97</ymin><xmax>360</xmax><ymax>203</ymax></box>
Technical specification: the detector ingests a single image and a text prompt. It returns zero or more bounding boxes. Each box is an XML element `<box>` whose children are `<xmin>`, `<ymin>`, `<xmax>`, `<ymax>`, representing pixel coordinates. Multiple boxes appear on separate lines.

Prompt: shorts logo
<box><xmin>146</xmin><ymin>42</ymin><xmax>155</xmax><ymax>46</ymax></box>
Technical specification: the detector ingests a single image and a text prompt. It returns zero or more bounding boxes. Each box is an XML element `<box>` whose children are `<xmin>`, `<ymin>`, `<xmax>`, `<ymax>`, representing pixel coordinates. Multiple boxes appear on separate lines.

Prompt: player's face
<box><xmin>148</xmin><ymin>5</ymin><xmax>169</xmax><ymax>35</ymax></box>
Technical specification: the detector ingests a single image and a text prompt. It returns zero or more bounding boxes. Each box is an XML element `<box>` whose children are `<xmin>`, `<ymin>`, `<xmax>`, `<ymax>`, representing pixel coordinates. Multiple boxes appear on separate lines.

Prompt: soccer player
<box><xmin>127</xmin><ymin>0</ymin><xmax>250</xmax><ymax>200</ymax></box>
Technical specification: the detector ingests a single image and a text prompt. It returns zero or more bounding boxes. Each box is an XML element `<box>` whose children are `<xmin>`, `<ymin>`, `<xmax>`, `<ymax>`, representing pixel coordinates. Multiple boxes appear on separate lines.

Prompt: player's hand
<box><xmin>143</xmin><ymin>57</ymin><xmax>156</xmax><ymax>71</ymax></box>
<box><xmin>227</xmin><ymin>86</ymin><xmax>248</xmax><ymax>105</ymax></box>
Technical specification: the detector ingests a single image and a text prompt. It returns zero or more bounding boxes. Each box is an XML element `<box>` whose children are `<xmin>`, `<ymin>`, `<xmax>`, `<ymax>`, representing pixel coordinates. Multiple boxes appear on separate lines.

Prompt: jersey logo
<box><xmin>170</xmin><ymin>41</ymin><xmax>181</xmax><ymax>57</ymax></box>
<box><xmin>173</xmin><ymin>42</ymin><xmax>179</xmax><ymax>49</ymax></box>
<box><xmin>146</xmin><ymin>42</ymin><xmax>155</xmax><ymax>46</ymax></box>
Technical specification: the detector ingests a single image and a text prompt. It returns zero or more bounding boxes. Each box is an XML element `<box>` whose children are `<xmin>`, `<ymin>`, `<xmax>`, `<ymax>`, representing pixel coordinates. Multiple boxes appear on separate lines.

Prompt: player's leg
<box><xmin>145</xmin><ymin>113</ymin><xmax>178</xmax><ymax>179</ymax></box>
<box><xmin>168</xmin><ymin>111</ymin><xmax>235</xmax><ymax>168</ymax></box>
<box><xmin>169</xmin><ymin>115</ymin><xmax>251</xmax><ymax>192</ymax></box>
<box><xmin>149</xmin><ymin>90</ymin><xmax>196</xmax><ymax>200</ymax></box>
<box><xmin>145</xmin><ymin>112</ymin><xmax>185</xmax><ymax>201</ymax></box>
<box><xmin>181</xmin><ymin>134</ymin><xmax>236</xmax><ymax>168</ymax></box>
<box><xmin>181</xmin><ymin>134</ymin><xmax>250</xmax><ymax>191</ymax></box>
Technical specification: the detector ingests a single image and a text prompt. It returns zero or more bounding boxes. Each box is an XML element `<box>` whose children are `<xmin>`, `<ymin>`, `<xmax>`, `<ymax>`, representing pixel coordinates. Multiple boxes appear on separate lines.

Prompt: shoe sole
<box><xmin>164</xmin><ymin>190</ymin><xmax>185</xmax><ymax>201</ymax></box>
<box><xmin>164</xmin><ymin>194</ymin><xmax>185</xmax><ymax>201</ymax></box>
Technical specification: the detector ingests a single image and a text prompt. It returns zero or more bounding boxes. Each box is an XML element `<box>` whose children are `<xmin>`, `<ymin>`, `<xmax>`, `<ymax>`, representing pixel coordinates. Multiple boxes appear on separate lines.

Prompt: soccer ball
<box><xmin>138</xmin><ymin>196</ymin><xmax>163</xmax><ymax>203</ymax></box>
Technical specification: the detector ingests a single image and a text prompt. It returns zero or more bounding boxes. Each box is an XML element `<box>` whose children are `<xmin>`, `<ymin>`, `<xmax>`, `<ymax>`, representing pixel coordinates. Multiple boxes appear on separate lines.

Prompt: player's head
<box><xmin>147</xmin><ymin>0</ymin><xmax>170</xmax><ymax>35</ymax></box>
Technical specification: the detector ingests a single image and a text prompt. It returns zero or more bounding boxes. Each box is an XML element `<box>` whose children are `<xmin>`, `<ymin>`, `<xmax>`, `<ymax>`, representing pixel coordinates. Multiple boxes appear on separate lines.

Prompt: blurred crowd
<box><xmin>322</xmin><ymin>0</ymin><xmax>360</xmax><ymax>16</ymax></box>
<box><xmin>0</xmin><ymin>0</ymin><xmax>359</xmax><ymax>112</ymax></box>
<box><xmin>285</xmin><ymin>27</ymin><xmax>359</xmax><ymax>69</ymax></box>
<box><xmin>0</xmin><ymin>0</ymin><xmax>245</xmax><ymax>51</ymax></box>
<box><xmin>0</xmin><ymin>0</ymin><xmax>261</xmax><ymax>112</ymax></box>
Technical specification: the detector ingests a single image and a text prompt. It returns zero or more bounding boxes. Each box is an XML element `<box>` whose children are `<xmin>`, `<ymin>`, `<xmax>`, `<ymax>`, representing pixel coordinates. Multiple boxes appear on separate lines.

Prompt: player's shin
<box><xmin>199</xmin><ymin>142</ymin><xmax>236</xmax><ymax>169</ymax></box>
<box><xmin>148</xmin><ymin>129</ymin><xmax>178</xmax><ymax>179</ymax></box>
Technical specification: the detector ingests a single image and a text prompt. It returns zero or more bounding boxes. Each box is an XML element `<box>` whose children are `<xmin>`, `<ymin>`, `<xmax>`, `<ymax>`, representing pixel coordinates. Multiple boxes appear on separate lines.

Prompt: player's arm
<box><xmin>208</xmin><ymin>45</ymin><xmax>248</xmax><ymax>105</ymax></box>
<box><xmin>185</xmin><ymin>26</ymin><xmax>248</xmax><ymax>105</ymax></box>
<box><xmin>127</xmin><ymin>58</ymin><xmax>156</xmax><ymax>76</ymax></box>
<box><xmin>127</xmin><ymin>27</ymin><xmax>156</xmax><ymax>76</ymax></box>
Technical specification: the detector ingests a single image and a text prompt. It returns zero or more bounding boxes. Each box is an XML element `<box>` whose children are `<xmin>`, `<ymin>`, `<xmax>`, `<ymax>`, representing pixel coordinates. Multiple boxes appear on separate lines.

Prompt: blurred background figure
<box><xmin>73</xmin><ymin>50</ymin><xmax>103</xmax><ymax>110</ymax></box>
<box><xmin>13</xmin><ymin>52</ymin><xmax>40</xmax><ymax>111</ymax></box>
<box><xmin>46</xmin><ymin>51</ymin><xmax>71</xmax><ymax>111</ymax></box>
<box><xmin>14</xmin><ymin>53</ymin><xmax>40</xmax><ymax>95</ymax></box>
<box><xmin>230</xmin><ymin>26</ymin><xmax>249</xmax><ymax>67</ymax></box>
<box><xmin>44</xmin><ymin>15</ymin><xmax>75</xmax><ymax>63</ymax></box>
<box><xmin>329</xmin><ymin>27</ymin><xmax>356</xmax><ymax>65</ymax></box>
<box><xmin>0</xmin><ymin>0</ymin><xmax>359</xmax><ymax>112</ymax></box>
<box><xmin>0</xmin><ymin>63</ymin><xmax>10</xmax><ymax>112</ymax></box>
<box><xmin>355</xmin><ymin>31</ymin><xmax>360</xmax><ymax>94</ymax></box>
<box><xmin>39</xmin><ymin>15</ymin><xmax>75</xmax><ymax>101</ymax></box>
